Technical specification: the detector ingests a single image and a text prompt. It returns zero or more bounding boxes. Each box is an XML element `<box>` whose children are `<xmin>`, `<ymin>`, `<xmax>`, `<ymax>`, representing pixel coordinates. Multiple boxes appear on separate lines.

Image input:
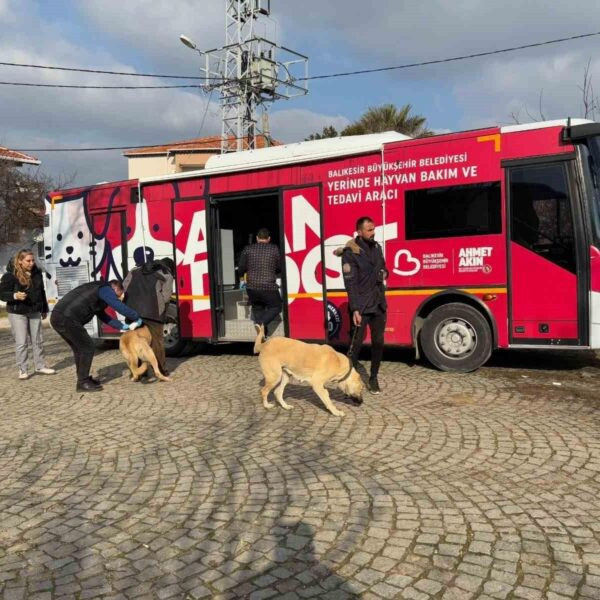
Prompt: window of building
<box><xmin>405</xmin><ymin>181</ymin><xmax>502</xmax><ymax>240</ymax></box>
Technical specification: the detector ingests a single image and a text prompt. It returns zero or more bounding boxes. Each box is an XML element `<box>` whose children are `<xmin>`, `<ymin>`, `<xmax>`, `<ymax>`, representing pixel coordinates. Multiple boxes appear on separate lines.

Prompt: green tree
<box><xmin>341</xmin><ymin>103</ymin><xmax>432</xmax><ymax>137</ymax></box>
<box><xmin>304</xmin><ymin>125</ymin><xmax>339</xmax><ymax>141</ymax></box>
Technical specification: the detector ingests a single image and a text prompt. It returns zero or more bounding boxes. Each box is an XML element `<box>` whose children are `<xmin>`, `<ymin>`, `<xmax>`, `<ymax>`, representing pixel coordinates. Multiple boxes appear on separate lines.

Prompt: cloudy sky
<box><xmin>2</xmin><ymin>0</ymin><xmax>600</xmax><ymax>186</ymax></box>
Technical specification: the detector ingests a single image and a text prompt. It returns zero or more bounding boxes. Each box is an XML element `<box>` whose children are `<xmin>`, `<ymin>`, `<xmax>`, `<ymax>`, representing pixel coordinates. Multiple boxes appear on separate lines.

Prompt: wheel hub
<box><xmin>435</xmin><ymin>318</ymin><xmax>476</xmax><ymax>358</ymax></box>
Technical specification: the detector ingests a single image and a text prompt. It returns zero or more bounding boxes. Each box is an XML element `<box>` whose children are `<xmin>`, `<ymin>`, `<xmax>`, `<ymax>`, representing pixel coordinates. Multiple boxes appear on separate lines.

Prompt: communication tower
<box><xmin>181</xmin><ymin>0</ymin><xmax>308</xmax><ymax>152</ymax></box>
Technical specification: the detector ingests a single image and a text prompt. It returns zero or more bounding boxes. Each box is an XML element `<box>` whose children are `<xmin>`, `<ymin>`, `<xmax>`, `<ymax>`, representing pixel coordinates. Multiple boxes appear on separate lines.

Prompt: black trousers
<box><xmin>50</xmin><ymin>311</ymin><xmax>95</xmax><ymax>384</ymax></box>
<box><xmin>247</xmin><ymin>288</ymin><xmax>282</xmax><ymax>333</ymax></box>
<box><xmin>347</xmin><ymin>307</ymin><xmax>387</xmax><ymax>377</ymax></box>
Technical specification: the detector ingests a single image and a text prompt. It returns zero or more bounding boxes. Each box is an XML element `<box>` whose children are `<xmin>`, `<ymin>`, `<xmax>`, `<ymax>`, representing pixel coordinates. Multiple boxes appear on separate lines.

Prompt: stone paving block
<box><xmin>0</xmin><ymin>330</ymin><xmax>599</xmax><ymax>599</ymax></box>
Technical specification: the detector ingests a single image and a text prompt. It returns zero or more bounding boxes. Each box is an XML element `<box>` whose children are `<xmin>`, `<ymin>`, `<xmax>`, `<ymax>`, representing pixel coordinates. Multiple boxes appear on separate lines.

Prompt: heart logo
<box><xmin>392</xmin><ymin>249</ymin><xmax>421</xmax><ymax>276</ymax></box>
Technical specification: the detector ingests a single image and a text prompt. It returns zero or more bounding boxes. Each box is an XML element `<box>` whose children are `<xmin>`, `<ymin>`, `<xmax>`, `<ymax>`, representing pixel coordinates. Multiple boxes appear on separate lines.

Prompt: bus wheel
<box><xmin>421</xmin><ymin>303</ymin><xmax>492</xmax><ymax>372</ymax></box>
<box><xmin>163</xmin><ymin>322</ymin><xmax>188</xmax><ymax>357</ymax></box>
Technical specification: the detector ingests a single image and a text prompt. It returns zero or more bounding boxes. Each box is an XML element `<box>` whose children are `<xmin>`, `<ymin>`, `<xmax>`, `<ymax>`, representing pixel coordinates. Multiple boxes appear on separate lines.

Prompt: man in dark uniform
<box><xmin>50</xmin><ymin>280</ymin><xmax>141</xmax><ymax>392</ymax></box>
<box><xmin>238</xmin><ymin>228</ymin><xmax>282</xmax><ymax>337</ymax></box>
<box><xmin>336</xmin><ymin>216</ymin><xmax>388</xmax><ymax>394</ymax></box>
<box><xmin>123</xmin><ymin>257</ymin><xmax>174</xmax><ymax>377</ymax></box>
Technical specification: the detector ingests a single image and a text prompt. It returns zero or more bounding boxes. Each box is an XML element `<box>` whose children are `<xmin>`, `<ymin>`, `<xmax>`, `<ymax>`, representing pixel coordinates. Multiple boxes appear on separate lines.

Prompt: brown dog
<box><xmin>119</xmin><ymin>325</ymin><xmax>171</xmax><ymax>382</ymax></box>
<box><xmin>254</xmin><ymin>325</ymin><xmax>363</xmax><ymax>417</ymax></box>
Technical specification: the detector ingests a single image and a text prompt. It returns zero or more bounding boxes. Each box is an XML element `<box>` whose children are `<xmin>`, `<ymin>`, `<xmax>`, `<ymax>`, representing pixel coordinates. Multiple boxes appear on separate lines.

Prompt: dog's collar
<box><xmin>336</xmin><ymin>358</ymin><xmax>354</xmax><ymax>383</ymax></box>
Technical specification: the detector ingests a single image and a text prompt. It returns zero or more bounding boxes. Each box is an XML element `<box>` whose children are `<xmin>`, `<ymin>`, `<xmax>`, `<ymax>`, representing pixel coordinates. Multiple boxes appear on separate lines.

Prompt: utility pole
<box><xmin>181</xmin><ymin>0</ymin><xmax>308</xmax><ymax>153</ymax></box>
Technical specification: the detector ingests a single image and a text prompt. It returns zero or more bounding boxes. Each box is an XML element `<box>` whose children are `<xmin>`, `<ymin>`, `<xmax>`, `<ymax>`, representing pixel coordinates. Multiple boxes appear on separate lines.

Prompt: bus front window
<box><xmin>583</xmin><ymin>136</ymin><xmax>600</xmax><ymax>246</ymax></box>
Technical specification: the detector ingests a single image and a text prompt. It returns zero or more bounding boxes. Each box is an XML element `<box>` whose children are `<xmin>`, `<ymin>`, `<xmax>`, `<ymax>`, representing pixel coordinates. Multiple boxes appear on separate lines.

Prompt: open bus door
<box><xmin>173</xmin><ymin>198</ymin><xmax>213</xmax><ymax>341</ymax></box>
<box><xmin>507</xmin><ymin>158</ymin><xmax>589</xmax><ymax>346</ymax></box>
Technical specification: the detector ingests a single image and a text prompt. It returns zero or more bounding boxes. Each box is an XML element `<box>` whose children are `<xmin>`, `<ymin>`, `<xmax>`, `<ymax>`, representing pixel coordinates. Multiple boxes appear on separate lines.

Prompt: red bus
<box><xmin>42</xmin><ymin>118</ymin><xmax>600</xmax><ymax>371</ymax></box>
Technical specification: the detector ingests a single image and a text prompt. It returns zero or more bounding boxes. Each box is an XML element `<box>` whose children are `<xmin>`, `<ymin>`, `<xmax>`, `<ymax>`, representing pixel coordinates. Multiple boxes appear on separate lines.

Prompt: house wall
<box><xmin>127</xmin><ymin>155</ymin><xmax>175</xmax><ymax>179</ymax></box>
<box><xmin>127</xmin><ymin>152</ymin><xmax>215</xmax><ymax>178</ymax></box>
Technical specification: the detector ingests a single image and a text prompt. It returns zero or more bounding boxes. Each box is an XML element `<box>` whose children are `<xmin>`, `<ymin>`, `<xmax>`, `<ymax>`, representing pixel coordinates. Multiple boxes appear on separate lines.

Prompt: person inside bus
<box><xmin>0</xmin><ymin>249</ymin><xmax>56</xmax><ymax>380</ymax></box>
<box><xmin>336</xmin><ymin>216</ymin><xmax>388</xmax><ymax>395</ymax></box>
<box><xmin>123</xmin><ymin>257</ymin><xmax>175</xmax><ymax>377</ymax></box>
<box><xmin>50</xmin><ymin>280</ymin><xmax>142</xmax><ymax>392</ymax></box>
<box><xmin>238</xmin><ymin>227</ymin><xmax>282</xmax><ymax>339</ymax></box>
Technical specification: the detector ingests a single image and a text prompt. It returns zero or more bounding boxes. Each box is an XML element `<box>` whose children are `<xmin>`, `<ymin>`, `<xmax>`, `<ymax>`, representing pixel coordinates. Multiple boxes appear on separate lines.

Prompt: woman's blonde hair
<box><xmin>13</xmin><ymin>249</ymin><xmax>35</xmax><ymax>288</ymax></box>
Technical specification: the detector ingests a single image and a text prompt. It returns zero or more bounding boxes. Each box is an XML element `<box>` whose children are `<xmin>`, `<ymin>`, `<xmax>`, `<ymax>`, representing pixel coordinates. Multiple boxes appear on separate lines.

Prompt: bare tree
<box><xmin>0</xmin><ymin>161</ymin><xmax>75</xmax><ymax>247</ymax></box>
<box><xmin>579</xmin><ymin>59</ymin><xmax>599</xmax><ymax>120</ymax></box>
<box><xmin>511</xmin><ymin>58</ymin><xmax>599</xmax><ymax>124</ymax></box>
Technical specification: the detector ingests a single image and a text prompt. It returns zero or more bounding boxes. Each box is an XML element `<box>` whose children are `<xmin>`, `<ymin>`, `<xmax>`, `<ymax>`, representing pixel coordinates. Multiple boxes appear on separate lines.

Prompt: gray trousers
<box><xmin>7</xmin><ymin>312</ymin><xmax>46</xmax><ymax>372</ymax></box>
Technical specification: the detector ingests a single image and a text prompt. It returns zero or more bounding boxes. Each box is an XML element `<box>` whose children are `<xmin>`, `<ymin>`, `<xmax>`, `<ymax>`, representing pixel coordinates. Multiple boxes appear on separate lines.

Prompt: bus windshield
<box><xmin>582</xmin><ymin>135</ymin><xmax>600</xmax><ymax>246</ymax></box>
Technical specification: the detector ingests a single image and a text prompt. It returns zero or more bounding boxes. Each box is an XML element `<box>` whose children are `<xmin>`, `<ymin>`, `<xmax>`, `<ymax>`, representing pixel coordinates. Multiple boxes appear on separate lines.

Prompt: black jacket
<box><xmin>0</xmin><ymin>260</ymin><xmax>49</xmax><ymax>315</ymax></box>
<box><xmin>336</xmin><ymin>237</ymin><xmax>388</xmax><ymax>314</ymax></box>
<box><xmin>53</xmin><ymin>281</ymin><xmax>108</xmax><ymax>325</ymax></box>
<box><xmin>123</xmin><ymin>260</ymin><xmax>174</xmax><ymax>323</ymax></box>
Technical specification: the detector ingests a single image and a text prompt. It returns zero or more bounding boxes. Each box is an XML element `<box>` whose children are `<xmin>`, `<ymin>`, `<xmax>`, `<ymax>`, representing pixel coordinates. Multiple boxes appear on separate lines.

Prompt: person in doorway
<box><xmin>335</xmin><ymin>216</ymin><xmax>388</xmax><ymax>394</ymax></box>
<box><xmin>122</xmin><ymin>257</ymin><xmax>175</xmax><ymax>377</ymax></box>
<box><xmin>0</xmin><ymin>249</ymin><xmax>56</xmax><ymax>379</ymax></box>
<box><xmin>50</xmin><ymin>280</ymin><xmax>142</xmax><ymax>392</ymax></box>
<box><xmin>238</xmin><ymin>227</ymin><xmax>282</xmax><ymax>338</ymax></box>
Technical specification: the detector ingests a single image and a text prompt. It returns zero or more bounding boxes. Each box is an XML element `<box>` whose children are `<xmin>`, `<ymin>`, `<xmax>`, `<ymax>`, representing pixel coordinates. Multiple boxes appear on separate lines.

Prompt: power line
<box><xmin>0</xmin><ymin>60</ymin><xmax>206</xmax><ymax>79</ymax></box>
<box><xmin>301</xmin><ymin>30</ymin><xmax>600</xmax><ymax>81</ymax></box>
<box><xmin>0</xmin><ymin>80</ymin><xmax>205</xmax><ymax>89</ymax></box>
<box><xmin>1</xmin><ymin>30</ymin><xmax>599</xmax><ymax>89</ymax></box>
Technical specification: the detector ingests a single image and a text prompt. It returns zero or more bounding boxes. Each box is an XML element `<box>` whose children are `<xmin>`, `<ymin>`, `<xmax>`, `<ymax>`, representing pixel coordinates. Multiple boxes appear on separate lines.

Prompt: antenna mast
<box><xmin>187</xmin><ymin>0</ymin><xmax>308</xmax><ymax>153</ymax></box>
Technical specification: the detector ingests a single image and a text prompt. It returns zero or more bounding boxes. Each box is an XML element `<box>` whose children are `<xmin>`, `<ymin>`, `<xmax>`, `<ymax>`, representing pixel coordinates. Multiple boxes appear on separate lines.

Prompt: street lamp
<box><xmin>179</xmin><ymin>35</ymin><xmax>198</xmax><ymax>51</ymax></box>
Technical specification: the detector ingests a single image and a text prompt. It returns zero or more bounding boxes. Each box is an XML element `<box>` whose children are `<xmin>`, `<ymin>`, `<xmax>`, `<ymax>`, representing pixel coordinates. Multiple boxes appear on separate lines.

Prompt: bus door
<box><xmin>281</xmin><ymin>185</ymin><xmax>327</xmax><ymax>341</ymax></box>
<box><xmin>507</xmin><ymin>158</ymin><xmax>588</xmax><ymax>345</ymax></box>
<box><xmin>173</xmin><ymin>198</ymin><xmax>213</xmax><ymax>339</ymax></box>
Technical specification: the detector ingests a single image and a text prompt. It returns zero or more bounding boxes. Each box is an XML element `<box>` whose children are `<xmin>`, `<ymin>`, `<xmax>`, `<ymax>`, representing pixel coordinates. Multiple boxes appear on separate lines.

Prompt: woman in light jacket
<box><xmin>0</xmin><ymin>249</ymin><xmax>55</xmax><ymax>379</ymax></box>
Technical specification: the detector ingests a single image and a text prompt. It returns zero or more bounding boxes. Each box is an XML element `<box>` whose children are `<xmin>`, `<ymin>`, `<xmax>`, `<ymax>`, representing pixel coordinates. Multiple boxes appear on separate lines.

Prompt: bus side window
<box><xmin>405</xmin><ymin>181</ymin><xmax>501</xmax><ymax>240</ymax></box>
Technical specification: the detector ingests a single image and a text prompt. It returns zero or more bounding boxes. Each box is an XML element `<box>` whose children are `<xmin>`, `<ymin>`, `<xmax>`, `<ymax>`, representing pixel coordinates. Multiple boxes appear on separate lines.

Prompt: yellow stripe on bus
<box><xmin>291</xmin><ymin>288</ymin><xmax>507</xmax><ymax>299</ymax></box>
<box><xmin>178</xmin><ymin>294</ymin><xmax>210</xmax><ymax>300</ymax></box>
<box><xmin>176</xmin><ymin>288</ymin><xmax>507</xmax><ymax>302</ymax></box>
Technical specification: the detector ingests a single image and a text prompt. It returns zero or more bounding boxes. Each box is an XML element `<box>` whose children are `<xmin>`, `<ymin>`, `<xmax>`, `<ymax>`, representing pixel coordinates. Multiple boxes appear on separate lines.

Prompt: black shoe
<box><xmin>76</xmin><ymin>380</ymin><xmax>103</xmax><ymax>392</ymax></box>
<box><xmin>368</xmin><ymin>376</ymin><xmax>380</xmax><ymax>395</ymax></box>
<box><xmin>88</xmin><ymin>376</ymin><xmax>101</xmax><ymax>385</ymax></box>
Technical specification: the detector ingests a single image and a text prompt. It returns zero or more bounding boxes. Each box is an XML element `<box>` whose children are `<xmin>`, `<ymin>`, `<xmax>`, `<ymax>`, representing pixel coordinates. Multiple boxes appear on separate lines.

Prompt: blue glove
<box><xmin>120</xmin><ymin>323</ymin><xmax>130</xmax><ymax>332</ymax></box>
<box><xmin>128</xmin><ymin>318</ymin><xmax>143</xmax><ymax>331</ymax></box>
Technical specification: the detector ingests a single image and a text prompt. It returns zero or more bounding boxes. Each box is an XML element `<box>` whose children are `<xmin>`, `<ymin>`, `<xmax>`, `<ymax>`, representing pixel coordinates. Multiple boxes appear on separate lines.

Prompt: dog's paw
<box><xmin>332</xmin><ymin>410</ymin><xmax>345</xmax><ymax>417</ymax></box>
<box><xmin>263</xmin><ymin>401</ymin><xmax>275</xmax><ymax>409</ymax></box>
<box><xmin>281</xmin><ymin>403</ymin><xmax>293</xmax><ymax>411</ymax></box>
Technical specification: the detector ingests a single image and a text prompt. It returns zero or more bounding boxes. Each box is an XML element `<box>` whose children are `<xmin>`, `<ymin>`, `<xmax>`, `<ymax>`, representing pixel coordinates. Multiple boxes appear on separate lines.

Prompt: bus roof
<box><xmin>500</xmin><ymin>118</ymin><xmax>593</xmax><ymax>133</ymax></box>
<box><xmin>140</xmin><ymin>131</ymin><xmax>409</xmax><ymax>183</ymax></box>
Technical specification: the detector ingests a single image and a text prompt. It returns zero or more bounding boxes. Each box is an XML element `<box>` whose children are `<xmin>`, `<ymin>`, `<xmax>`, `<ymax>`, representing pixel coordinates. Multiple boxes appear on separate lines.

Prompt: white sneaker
<box><xmin>36</xmin><ymin>367</ymin><xmax>56</xmax><ymax>375</ymax></box>
<box><xmin>18</xmin><ymin>370</ymin><xmax>28</xmax><ymax>380</ymax></box>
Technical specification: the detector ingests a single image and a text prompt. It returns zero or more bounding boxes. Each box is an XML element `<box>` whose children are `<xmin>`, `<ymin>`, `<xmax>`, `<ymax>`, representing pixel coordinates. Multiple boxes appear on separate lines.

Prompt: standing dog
<box><xmin>120</xmin><ymin>325</ymin><xmax>171</xmax><ymax>382</ymax></box>
<box><xmin>254</xmin><ymin>325</ymin><xmax>363</xmax><ymax>417</ymax></box>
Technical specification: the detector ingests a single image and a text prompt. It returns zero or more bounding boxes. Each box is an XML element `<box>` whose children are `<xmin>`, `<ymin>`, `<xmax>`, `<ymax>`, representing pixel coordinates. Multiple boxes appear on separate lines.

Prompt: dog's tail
<box><xmin>253</xmin><ymin>324</ymin><xmax>266</xmax><ymax>354</ymax></box>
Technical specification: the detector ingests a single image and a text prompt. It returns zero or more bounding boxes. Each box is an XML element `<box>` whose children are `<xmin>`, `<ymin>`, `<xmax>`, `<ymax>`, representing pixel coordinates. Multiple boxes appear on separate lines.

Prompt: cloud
<box><xmin>76</xmin><ymin>0</ymin><xmax>224</xmax><ymax>74</ymax></box>
<box><xmin>3</xmin><ymin>0</ymin><xmax>600</xmax><ymax>189</ymax></box>
<box><xmin>269</xmin><ymin>109</ymin><xmax>350</xmax><ymax>142</ymax></box>
<box><xmin>454</xmin><ymin>52</ymin><xmax>599</xmax><ymax>129</ymax></box>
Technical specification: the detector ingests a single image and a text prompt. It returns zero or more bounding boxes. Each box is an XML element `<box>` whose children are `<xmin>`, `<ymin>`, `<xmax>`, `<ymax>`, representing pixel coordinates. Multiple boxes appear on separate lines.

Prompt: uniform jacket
<box><xmin>335</xmin><ymin>237</ymin><xmax>388</xmax><ymax>314</ymax></box>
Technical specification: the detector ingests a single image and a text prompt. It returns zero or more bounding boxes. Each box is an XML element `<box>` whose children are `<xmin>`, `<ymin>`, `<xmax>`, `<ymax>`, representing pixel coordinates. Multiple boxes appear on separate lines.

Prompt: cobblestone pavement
<box><xmin>1</xmin><ymin>329</ymin><xmax>600</xmax><ymax>600</ymax></box>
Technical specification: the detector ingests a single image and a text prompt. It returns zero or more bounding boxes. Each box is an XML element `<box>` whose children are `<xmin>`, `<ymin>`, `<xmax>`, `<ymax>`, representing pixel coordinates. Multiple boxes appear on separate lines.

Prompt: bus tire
<box><xmin>421</xmin><ymin>302</ymin><xmax>492</xmax><ymax>372</ymax></box>
<box><xmin>163</xmin><ymin>322</ymin><xmax>188</xmax><ymax>357</ymax></box>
